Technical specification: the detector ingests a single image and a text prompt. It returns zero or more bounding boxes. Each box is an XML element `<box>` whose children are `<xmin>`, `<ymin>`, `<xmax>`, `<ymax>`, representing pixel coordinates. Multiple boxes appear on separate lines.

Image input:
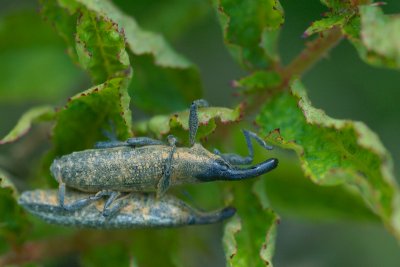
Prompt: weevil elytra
<box><xmin>18</xmin><ymin>189</ymin><xmax>236</xmax><ymax>228</ymax></box>
<box><xmin>50</xmin><ymin>100</ymin><xmax>278</xmax><ymax>214</ymax></box>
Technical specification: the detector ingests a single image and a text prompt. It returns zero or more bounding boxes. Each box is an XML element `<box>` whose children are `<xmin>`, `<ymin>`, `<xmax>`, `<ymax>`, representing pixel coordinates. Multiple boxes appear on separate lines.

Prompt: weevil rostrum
<box><xmin>19</xmin><ymin>100</ymin><xmax>278</xmax><ymax>227</ymax></box>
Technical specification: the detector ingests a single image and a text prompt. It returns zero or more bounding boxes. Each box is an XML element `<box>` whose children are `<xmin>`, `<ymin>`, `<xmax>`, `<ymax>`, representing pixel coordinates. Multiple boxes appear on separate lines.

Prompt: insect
<box><xmin>50</xmin><ymin>100</ymin><xmax>278</xmax><ymax>215</ymax></box>
<box><xmin>18</xmin><ymin>189</ymin><xmax>236</xmax><ymax>228</ymax></box>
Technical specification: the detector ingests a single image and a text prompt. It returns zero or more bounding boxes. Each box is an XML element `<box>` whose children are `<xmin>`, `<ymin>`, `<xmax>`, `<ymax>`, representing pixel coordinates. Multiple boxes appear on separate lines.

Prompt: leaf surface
<box><xmin>223</xmin><ymin>181</ymin><xmax>278</xmax><ymax>267</ymax></box>
<box><xmin>75</xmin><ymin>7</ymin><xmax>130</xmax><ymax>84</ymax></box>
<box><xmin>52</xmin><ymin>77</ymin><xmax>132</xmax><ymax>156</ymax></box>
<box><xmin>257</xmin><ymin>79</ymin><xmax>400</xmax><ymax>239</ymax></box>
<box><xmin>213</xmin><ymin>0</ymin><xmax>284</xmax><ymax>70</ymax></box>
<box><xmin>76</xmin><ymin>0</ymin><xmax>203</xmax><ymax>112</ymax></box>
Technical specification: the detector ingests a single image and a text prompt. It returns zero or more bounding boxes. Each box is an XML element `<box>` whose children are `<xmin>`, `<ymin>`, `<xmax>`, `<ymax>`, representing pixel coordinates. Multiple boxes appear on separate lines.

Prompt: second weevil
<box><xmin>51</xmin><ymin>100</ymin><xmax>278</xmax><ymax>214</ymax></box>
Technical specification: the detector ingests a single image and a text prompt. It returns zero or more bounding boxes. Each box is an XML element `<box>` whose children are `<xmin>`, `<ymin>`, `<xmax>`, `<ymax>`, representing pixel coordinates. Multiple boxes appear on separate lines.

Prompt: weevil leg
<box><xmin>189</xmin><ymin>99</ymin><xmax>209</xmax><ymax>146</ymax></box>
<box><xmin>60</xmin><ymin>191</ymin><xmax>103</xmax><ymax>211</ymax></box>
<box><xmin>94</xmin><ymin>140</ymin><xmax>129</xmax><ymax>149</ymax></box>
<box><xmin>101</xmin><ymin>191</ymin><xmax>122</xmax><ymax>217</ymax></box>
<box><xmin>214</xmin><ymin>130</ymin><xmax>273</xmax><ymax>165</ymax></box>
<box><xmin>156</xmin><ymin>135</ymin><xmax>177</xmax><ymax>198</ymax></box>
<box><xmin>58</xmin><ymin>182</ymin><xmax>66</xmax><ymax>208</ymax></box>
<box><xmin>126</xmin><ymin>137</ymin><xmax>164</xmax><ymax>147</ymax></box>
<box><xmin>95</xmin><ymin>137</ymin><xmax>164</xmax><ymax>149</ymax></box>
<box><xmin>87</xmin><ymin>190</ymin><xmax>125</xmax><ymax>217</ymax></box>
<box><xmin>102</xmin><ymin>193</ymin><xmax>132</xmax><ymax>218</ymax></box>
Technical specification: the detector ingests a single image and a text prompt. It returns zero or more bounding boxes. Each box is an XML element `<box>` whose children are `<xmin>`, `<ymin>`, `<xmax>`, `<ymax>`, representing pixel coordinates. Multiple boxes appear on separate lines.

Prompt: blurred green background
<box><xmin>1</xmin><ymin>0</ymin><xmax>400</xmax><ymax>266</ymax></box>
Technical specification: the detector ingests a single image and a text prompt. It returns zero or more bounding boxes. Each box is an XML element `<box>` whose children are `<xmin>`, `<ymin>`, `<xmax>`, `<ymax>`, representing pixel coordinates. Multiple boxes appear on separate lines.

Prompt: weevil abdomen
<box><xmin>18</xmin><ymin>189</ymin><xmax>236</xmax><ymax>228</ymax></box>
<box><xmin>51</xmin><ymin>143</ymin><xmax>221</xmax><ymax>192</ymax></box>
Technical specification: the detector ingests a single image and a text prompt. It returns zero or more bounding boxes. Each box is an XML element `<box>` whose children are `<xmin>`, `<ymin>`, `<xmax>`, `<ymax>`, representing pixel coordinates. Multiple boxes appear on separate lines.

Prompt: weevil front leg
<box><xmin>189</xmin><ymin>99</ymin><xmax>209</xmax><ymax>146</ymax></box>
<box><xmin>156</xmin><ymin>135</ymin><xmax>177</xmax><ymax>198</ymax></box>
<box><xmin>214</xmin><ymin>130</ymin><xmax>273</xmax><ymax>165</ymax></box>
<box><xmin>58</xmin><ymin>183</ymin><xmax>102</xmax><ymax>211</ymax></box>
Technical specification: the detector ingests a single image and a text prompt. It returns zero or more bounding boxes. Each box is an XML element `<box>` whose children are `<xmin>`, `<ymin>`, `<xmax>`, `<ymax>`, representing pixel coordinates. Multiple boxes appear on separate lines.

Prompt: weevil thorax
<box><xmin>171</xmin><ymin>143</ymin><xmax>230</xmax><ymax>184</ymax></box>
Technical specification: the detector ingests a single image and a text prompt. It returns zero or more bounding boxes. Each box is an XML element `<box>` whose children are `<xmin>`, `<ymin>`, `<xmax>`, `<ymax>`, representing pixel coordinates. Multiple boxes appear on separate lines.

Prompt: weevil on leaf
<box><xmin>18</xmin><ymin>189</ymin><xmax>236</xmax><ymax>228</ymax></box>
<box><xmin>50</xmin><ymin>100</ymin><xmax>278</xmax><ymax>215</ymax></box>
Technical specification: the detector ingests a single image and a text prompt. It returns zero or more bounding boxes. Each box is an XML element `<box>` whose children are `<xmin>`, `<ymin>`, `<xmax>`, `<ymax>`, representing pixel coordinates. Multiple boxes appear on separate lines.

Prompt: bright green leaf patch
<box><xmin>303</xmin><ymin>15</ymin><xmax>347</xmax><ymax>37</ymax></box>
<box><xmin>257</xmin><ymin>79</ymin><xmax>400</xmax><ymax>238</ymax></box>
<box><xmin>0</xmin><ymin>106</ymin><xmax>55</xmax><ymax>144</ymax></box>
<box><xmin>52</xmin><ymin>77</ymin><xmax>132</xmax><ymax>156</ymax></box>
<box><xmin>134</xmin><ymin>105</ymin><xmax>242</xmax><ymax>143</ymax></box>
<box><xmin>213</xmin><ymin>0</ymin><xmax>284</xmax><ymax>70</ymax></box>
<box><xmin>223</xmin><ymin>181</ymin><xmax>278</xmax><ymax>267</ymax></box>
<box><xmin>320</xmin><ymin>0</ymin><xmax>370</xmax><ymax>11</ymax></box>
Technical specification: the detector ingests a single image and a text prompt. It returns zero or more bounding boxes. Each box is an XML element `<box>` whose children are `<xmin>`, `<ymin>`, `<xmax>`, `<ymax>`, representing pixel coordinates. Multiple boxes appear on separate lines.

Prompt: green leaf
<box><xmin>265</xmin><ymin>155</ymin><xmax>378</xmax><ymax>221</ymax></box>
<box><xmin>303</xmin><ymin>15</ymin><xmax>347</xmax><ymax>37</ymax></box>
<box><xmin>52</xmin><ymin>77</ymin><xmax>132</xmax><ymax>156</ymax></box>
<box><xmin>356</xmin><ymin>5</ymin><xmax>400</xmax><ymax>69</ymax></box>
<box><xmin>128</xmin><ymin>55</ymin><xmax>202</xmax><ymax>113</ymax></box>
<box><xmin>223</xmin><ymin>181</ymin><xmax>278</xmax><ymax>267</ymax></box>
<box><xmin>213</xmin><ymin>0</ymin><xmax>284</xmax><ymax>70</ymax></box>
<box><xmin>0</xmin><ymin>170</ymin><xmax>30</xmax><ymax>250</ymax></box>
<box><xmin>225</xmin><ymin>124</ymin><xmax>376</xmax><ymax>222</ymax></box>
<box><xmin>256</xmin><ymin>79</ymin><xmax>400</xmax><ymax>239</ymax></box>
<box><xmin>134</xmin><ymin>105</ymin><xmax>242</xmax><ymax>143</ymax></box>
<box><xmin>320</xmin><ymin>0</ymin><xmax>370</xmax><ymax>11</ymax></box>
<box><xmin>40</xmin><ymin>0</ymin><xmax>80</xmax><ymax>63</ymax></box>
<box><xmin>75</xmin><ymin>7</ymin><xmax>130</xmax><ymax>84</ymax></box>
<box><xmin>75</xmin><ymin>0</ymin><xmax>203</xmax><ymax>112</ymax></box>
<box><xmin>0</xmin><ymin>106</ymin><xmax>55</xmax><ymax>145</ymax></box>
<box><xmin>234</xmin><ymin>71</ymin><xmax>281</xmax><ymax>93</ymax></box>
<box><xmin>113</xmin><ymin>0</ymin><xmax>211</xmax><ymax>41</ymax></box>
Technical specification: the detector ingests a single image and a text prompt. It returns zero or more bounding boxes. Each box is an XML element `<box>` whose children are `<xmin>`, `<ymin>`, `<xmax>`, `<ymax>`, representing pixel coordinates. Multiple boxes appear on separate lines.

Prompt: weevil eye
<box><xmin>216</xmin><ymin>159</ymin><xmax>230</xmax><ymax>171</ymax></box>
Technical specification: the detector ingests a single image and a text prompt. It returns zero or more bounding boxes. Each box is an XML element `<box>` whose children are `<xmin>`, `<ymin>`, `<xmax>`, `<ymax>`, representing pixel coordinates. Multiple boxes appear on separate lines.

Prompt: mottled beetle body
<box><xmin>46</xmin><ymin>99</ymin><xmax>278</xmax><ymax>217</ymax></box>
<box><xmin>19</xmin><ymin>189</ymin><xmax>236</xmax><ymax>228</ymax></box>
<box><xmin>51</xmin><ymin>143</ymin><xmax>277</xmax><ymax>193</ymax></box>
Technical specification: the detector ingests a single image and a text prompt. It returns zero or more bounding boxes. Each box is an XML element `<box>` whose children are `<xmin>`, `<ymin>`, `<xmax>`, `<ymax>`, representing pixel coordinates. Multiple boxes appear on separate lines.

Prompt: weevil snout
<box><xmin>196</xmin><ymin>158</ymin><xmax>278</xmax><ymax>182</ymax></box>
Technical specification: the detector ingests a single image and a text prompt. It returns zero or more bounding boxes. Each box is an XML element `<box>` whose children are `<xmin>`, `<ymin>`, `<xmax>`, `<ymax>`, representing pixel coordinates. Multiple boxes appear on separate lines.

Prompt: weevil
<box><xmin>18</xmin><ymin>189</ymin><xmax>236</xmax><ymax>228</ymax></box>
<box><xmin>50</xmin><ymin>100</ymin><xmax>278</xmax><ymax>215</ymax></box>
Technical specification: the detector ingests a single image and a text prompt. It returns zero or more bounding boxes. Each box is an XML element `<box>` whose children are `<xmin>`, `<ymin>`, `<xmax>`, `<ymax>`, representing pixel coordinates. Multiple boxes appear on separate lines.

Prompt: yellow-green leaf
<box><xmin>0</xmin><ymin>106</ymin><xmax>55</xmax><ymax>145</ymax></box>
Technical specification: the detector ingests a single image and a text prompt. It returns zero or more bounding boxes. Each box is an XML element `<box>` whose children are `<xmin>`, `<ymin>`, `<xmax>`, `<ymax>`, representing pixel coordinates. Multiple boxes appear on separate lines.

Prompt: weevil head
<box><xmin>50</xmin><ymin>158</ymin><xmax>62</xmax><ymax>183</ymax></box>
<box><xmin>194</xmin><ymin>152</ymin><xmax>279</xmax><ymax>182</ymax></box>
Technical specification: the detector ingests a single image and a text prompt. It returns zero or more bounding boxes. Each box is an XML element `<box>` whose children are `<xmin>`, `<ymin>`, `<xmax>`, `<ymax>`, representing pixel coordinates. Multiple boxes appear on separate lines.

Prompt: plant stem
<box><xmin>247</xmin><ymin>27</ymin><xmax>343</xmax><ymax>113</ymax></box>
<box><xmin>281</xmin><ymin>26</ymin><xmax>343</xmax><ymax>80</ymax></box>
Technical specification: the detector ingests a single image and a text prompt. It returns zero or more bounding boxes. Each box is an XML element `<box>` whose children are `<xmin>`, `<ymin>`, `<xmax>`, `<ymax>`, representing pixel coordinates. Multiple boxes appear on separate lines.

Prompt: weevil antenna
<box><xmin>189</xmin><ymin>99</ymin><xmax>209</xmax><ymax>146</ymax></box>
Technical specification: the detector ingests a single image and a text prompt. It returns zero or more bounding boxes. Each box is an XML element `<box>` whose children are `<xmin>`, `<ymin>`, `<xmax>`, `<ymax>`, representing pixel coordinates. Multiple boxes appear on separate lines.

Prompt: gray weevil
<box><xmin>18</xmin><ymin>189</ymin><xmax>236</xmax><ymax>228</ymax></box>
<box><xmin>50</xmin><ymin>100</ymin><xmax>278</xmax><ymax>215</ymax></box>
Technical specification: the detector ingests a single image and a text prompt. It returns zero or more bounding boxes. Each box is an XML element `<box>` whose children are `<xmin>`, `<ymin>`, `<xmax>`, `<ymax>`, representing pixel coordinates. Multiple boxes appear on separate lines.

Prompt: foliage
<box><xmin>1</xmin><ymin>0</ymin><xmax>400</xmax><ymax>266</ymax></box>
